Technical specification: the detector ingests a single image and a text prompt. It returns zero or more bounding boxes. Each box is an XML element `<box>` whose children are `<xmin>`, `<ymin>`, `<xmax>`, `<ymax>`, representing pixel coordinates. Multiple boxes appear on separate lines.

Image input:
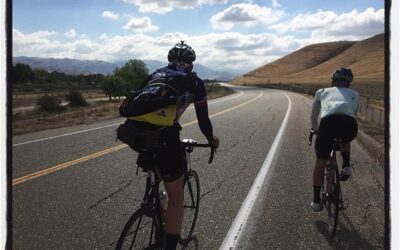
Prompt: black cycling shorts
<box><xmin>136</xmin><ymin>125</ymin><xmax>186</xmax><ymax>182</ymax></box>
<box><xmin>315</xmin><ymin>114</ymin><xmax>358</xmax><ymax>160</ymax></box>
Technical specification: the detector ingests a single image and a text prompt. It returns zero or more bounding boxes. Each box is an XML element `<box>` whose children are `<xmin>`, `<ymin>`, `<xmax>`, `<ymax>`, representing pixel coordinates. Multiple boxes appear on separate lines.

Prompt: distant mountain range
<box><xmin>12</xmin><ymin>56</ymin><xmax>236</xmax><ymax>81</ymax></box>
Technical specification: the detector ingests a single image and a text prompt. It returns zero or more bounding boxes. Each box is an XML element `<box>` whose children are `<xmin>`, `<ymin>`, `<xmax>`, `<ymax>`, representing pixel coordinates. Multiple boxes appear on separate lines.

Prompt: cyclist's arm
<box><xmin>193</xmin><ymin>77</ymin><xmax>214</xmax><ymax>141</ymax></box>
<box><xmin>310</xmin><ymin>89</ymin><xmax>322</xmax><ymax>131</ymax></box>
<box><xmin>195</xmin><ymin>101</ymin><xmax>214</xmax><ymax>141</ymax></box>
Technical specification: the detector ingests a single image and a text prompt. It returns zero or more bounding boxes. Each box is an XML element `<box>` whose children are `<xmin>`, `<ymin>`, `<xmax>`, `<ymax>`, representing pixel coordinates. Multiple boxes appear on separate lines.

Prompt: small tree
<box><xmin>101</xmin><ymin>76</ymin><xmax>127</xmax><ymax>101</ymax></box>
<box><xmin>12</xmin><ymin>63</ymin><xmax>35</xmax><ymax>84</ymax></box>
<box><xmin>66</xmin><ymin>90</ymin><xmax>88</xmax><ymax>107</ymax></box>
<box><xmin>36</xmin><ymin>94</ymin><xmax>66</xmax><ymax>112</ymax></box>
<box><xmin>113</xmin><ymin>59</ymin><xmax>149</xmax><ymax>92</ymax></box>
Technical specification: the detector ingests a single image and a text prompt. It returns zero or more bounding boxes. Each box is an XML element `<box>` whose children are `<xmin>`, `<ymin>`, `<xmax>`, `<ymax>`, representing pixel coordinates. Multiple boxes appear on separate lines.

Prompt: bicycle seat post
<box><xmin>332</xmin><ymin>139</ymin><xmax>342</xmax><ymax>152</ymax></box>
<box><xmin>149</xmin><ymin>170</ymin><xmax>155</xmax><ymax>186</ymax></box>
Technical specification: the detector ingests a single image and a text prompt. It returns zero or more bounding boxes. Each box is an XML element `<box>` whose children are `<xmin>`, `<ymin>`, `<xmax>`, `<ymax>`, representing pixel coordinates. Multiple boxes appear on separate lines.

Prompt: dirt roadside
<box><xmin>11</xmin><ymin>84</ymin><xmax>235</xmax><ymax>135</ymax></box>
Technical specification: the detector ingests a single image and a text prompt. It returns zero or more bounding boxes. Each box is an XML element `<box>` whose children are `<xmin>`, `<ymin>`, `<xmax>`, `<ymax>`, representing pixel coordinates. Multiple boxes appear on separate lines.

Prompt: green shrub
<box><xmin>36</xmin><ymin>94</ymin><xmax>66</xmax><ymax>112</ymax></box>
<box><xmin>66</xmin><ymin>90</ymin><xmax>88</xmax><ymax>107</ymax></box>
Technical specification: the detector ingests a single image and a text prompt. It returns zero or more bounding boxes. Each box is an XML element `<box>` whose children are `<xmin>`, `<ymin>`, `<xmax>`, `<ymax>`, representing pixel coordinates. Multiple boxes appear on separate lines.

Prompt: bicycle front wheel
<box><xmin>326</xmin><ymin>165</ymin><xmax>340</xmax><ymax>238</ymax></box>
<box><xmin>116</xmin><ymin>208</ymin><xmax>162</xmax><ymax>250</ymax></box>
<box><xmin>179</xmin><ymin>169</ymin><xmax>200</xmax><ymax>245</ymax></box>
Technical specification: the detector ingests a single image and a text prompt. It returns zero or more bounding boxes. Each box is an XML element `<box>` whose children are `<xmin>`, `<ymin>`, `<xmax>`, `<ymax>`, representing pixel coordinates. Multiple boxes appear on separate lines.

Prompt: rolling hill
<box><xmin>232</xmin><ymin>33</ymin><xmax>384</xmax><ymax>99</ymax></box>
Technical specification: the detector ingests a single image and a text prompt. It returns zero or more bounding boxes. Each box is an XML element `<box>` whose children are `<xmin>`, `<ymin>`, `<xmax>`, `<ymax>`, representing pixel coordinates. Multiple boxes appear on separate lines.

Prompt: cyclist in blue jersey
<box><xmin>309</xmin><ymin>68</ymin><xmax>359</xmax><ymax>212</ymax></box>
<box><xmin>132</xmin><ymin>41</ymin><xmax>219</xmax><ymax>249</ymax></box>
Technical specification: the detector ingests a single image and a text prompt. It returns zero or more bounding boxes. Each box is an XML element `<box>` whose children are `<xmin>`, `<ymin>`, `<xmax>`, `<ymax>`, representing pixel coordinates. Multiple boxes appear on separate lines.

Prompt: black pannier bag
<box><xmin>116</xmin><ymin>120</ymin><xmax>163</xmax><ymax>153</ymax></box>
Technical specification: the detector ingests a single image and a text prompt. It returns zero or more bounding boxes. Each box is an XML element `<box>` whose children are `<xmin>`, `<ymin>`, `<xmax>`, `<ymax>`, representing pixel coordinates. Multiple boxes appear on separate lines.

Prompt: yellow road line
<box><xmin>12</xmin><ymin>144</ymin><xmax>127</xmax><ymax>186</ymax></box>
<box><xmin>12</xmin><ymin>91</ymin><xmax>264</xmax><ymax>186</ymax></box>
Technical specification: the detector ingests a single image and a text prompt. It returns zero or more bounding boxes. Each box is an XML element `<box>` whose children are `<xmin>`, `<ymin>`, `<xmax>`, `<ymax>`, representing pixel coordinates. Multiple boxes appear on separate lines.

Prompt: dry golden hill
<box><xmin>233</xmin><ymin>33</ymin><xmax>384</xmax><ymax>99</ymax></box>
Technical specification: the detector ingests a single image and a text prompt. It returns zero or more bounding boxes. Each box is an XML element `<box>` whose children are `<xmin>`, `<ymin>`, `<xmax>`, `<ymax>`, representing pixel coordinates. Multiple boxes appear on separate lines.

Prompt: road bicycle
<box><xmin>116</xmin><ymin>139</ymin><xmax>215</xmax><ymax>250</ymax></box>
<box><xmin>309</xmin><ymin>131</ymin><xmax>347</xmax><ymax>238</ymax></box>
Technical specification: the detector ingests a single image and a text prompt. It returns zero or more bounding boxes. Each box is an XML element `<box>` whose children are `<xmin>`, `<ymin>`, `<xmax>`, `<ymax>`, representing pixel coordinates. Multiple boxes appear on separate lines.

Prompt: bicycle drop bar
<box><xmin>181</xmin><ymin>139</ymin><xmax>215</xmax><ymax>164</ymax></box>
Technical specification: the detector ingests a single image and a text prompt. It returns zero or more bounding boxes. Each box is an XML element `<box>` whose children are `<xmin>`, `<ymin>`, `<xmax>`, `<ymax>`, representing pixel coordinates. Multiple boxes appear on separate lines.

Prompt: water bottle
<box><xmin>159</xmin><ymin>191</ymin><xmax>168</xmax><ymax>223</ymax></box>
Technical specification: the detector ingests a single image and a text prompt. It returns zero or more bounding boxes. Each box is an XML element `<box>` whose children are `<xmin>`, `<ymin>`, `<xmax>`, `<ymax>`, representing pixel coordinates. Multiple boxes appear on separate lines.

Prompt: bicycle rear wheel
<box><xmin>116</xmin><ymin>207</ymin><xmax>162</xmax><ymax>250</ymax></box>
<box><xmin>326</xmin><ymin>165</ymin><xmax>340</xmax><ymax>238</ymax></box>
<box><xmin>179</xmin><ymin>169</ymin><xmax>200</xmax><ymax>245</ymax></box>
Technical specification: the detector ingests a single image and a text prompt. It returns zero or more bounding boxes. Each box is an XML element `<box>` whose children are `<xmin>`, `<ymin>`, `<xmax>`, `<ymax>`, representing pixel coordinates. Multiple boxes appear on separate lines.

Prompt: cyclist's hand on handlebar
<box><xmin>209</xmin><ymin>136</ymin><xmax>220</xmax><ymax>149</ymax></box>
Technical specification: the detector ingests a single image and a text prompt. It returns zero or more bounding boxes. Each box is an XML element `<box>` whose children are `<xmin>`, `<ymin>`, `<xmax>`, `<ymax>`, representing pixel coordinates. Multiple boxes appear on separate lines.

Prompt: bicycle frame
<box><xmin>116</xmin><ymin>139</ymin><xmax>214</xmax><ymax>249</ymax></box>
<box><xmin>323</xmin><ymin>143</ymin><xmax>340</xmax><ymax>201</ymax></box>
<box><xmin>309</xmin><ymin>131</ymin><xmax>345</xmax><ymax>238</ymax></box>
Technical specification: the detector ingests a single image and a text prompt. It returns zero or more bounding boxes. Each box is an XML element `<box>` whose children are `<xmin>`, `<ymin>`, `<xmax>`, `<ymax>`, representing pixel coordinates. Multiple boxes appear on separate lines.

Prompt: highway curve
<box><xmin>12</xmin><ymin>85</ymin><xmax>384</xmax><ymax>249</ymax></box>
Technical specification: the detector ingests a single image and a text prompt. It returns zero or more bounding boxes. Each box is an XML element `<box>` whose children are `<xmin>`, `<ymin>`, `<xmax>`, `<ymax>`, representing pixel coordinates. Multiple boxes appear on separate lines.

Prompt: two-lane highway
<box><xmin>12</xmin><ymin>86</ymin><xmax>384</xmax><ymax>249</ymax></box>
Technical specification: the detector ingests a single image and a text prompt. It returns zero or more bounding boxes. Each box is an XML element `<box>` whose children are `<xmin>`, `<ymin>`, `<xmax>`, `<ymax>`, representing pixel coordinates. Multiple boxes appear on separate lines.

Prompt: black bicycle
<box><xmin>116</xmin><ymin>139</ymin><xmax>215</xmax><ymax>250</ymax></box>
<box><xmin>309</xmin><ymin>131</ymin><xmax>347</xmax><ymax>238</ymax></box>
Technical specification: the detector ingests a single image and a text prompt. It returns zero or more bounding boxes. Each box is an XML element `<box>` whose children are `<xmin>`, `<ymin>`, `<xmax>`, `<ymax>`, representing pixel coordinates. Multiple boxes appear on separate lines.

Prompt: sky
<box><xmin>12</xmin><ymin>0</ymin><xmax>385</xmax><ymax>74</ymax></box>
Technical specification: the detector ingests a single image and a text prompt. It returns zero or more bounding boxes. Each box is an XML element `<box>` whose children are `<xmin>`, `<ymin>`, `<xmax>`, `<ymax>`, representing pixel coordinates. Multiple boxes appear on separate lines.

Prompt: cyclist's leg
<box><xmin>164</xmin><ymin>176</ymin><xmax>184</xmax><ymax>230</ymax></box>
<box><xmin>156</xmin><ymin>126</ymin><xmax>185</xmax><ymax>250</ymax></box>
<box><xmin>312</xmin><ymin>117</ymin><xmax>333</xmax><ymax>211</ymax></box>
<box><xmin>338</xmin><ymin>115</ymin><xmax>358</xmax><ymax>180</ymax></box>
<box><xmin>340</xmin><ymin>143</ymin><xmax>351</xmax><ymax>167</ymax></box>
<box><xmin>313</xmin><ymin>158</ymin><xmax>327</xmax><ymax>187</ymax></box>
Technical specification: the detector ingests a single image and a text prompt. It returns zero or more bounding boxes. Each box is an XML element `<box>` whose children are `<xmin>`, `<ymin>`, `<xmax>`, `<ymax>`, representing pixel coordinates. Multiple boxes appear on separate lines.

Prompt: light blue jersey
<box><xmin>310</xmin><ymin>87</ymin><xmax>359</xmax><ymax>131</ymax></box>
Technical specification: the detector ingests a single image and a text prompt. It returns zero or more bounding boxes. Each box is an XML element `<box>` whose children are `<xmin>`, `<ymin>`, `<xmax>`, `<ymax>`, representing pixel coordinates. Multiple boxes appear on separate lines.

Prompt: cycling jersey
<box><xmin>310</xmin><ymin>87</ymin><xmax>359</xmax><ymax>131</ymax></box>
<box><xmin>129</xmin><ymin>65</ymin><xmax>213</xmax><ymax>140</ymax></box>
<box><xmin>133</xmin><ymin>65</ymin><xmax>214</xmax><ymax>182</ymax></box>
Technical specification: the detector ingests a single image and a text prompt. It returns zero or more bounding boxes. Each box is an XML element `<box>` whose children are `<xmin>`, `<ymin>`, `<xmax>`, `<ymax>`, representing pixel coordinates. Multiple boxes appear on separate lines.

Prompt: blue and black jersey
<box><xmin>131</xmin><ymin>66</ymin><xmax>214</xmax><ymax>141</ymax></box>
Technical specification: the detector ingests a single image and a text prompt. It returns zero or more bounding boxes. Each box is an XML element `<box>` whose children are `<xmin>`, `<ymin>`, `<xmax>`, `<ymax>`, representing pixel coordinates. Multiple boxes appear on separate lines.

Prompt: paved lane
<box><xmin>12</xmin><ymin>86</ymin><xmax>384</xmax><ymax>249</ymax></box>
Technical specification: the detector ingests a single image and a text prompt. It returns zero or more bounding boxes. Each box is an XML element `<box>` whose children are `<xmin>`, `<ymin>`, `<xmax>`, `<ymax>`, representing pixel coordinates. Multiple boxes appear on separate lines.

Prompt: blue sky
<box><xmin>12</xmin><ymin>0</ymin><xmax>384</xmax><ymax>73</ymax></box>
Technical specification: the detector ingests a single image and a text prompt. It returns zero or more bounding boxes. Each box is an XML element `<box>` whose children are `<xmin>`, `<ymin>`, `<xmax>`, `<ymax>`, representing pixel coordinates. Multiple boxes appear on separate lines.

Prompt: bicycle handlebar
<box><xmin>181</xmin><ymin>139</ymin><xmax>216</xmax><ymax>164</ymax></box>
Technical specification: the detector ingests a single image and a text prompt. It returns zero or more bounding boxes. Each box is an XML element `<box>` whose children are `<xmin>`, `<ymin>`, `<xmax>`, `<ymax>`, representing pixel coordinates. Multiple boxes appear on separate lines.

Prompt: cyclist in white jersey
<box><xmin>310</xmin><ymin>68</ymin><xmax>359</xmax><ymax>212</ymax></box>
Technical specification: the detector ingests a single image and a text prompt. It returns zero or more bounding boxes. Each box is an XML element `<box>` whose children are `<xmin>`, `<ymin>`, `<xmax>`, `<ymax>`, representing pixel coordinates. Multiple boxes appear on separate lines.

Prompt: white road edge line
<box><xmin>12</xmin><ymin>91</ymin><xmax>244</xmax><ymax>147</ymax></box>
<box><xmin>219</xmin><ymin>91</ymin><xmax>292</xmax><ymax>250</ymax></box>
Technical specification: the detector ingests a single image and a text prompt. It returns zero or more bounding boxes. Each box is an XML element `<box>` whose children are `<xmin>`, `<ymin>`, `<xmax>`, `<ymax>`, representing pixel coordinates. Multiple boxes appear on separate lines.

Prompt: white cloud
<box><xmin>210</xmin><ymin>3</ymin><xmax>284</xmax><ymax>30</ymax></box>
<box><xmin>96</xmin><ymin>31</ymin><xmax>298</xmax><ymax>71</ymax></box>
<box><xmin>102</xmin><ymin>11</ymin><xmax>120</xmax><ymax>20</ymax></box>
<box><xmin>271</xmin><ymin>0</ymin><xmax>280</xmax><ymax>8</ymax></box>
<box><xmin>123</xmin><ymin>17</ymin><xmax>159</xmax><ymax>33</ymax></box>
<box><xmin>99</xmin><ymin>33</ymin><xmax>109</xmax><ymax>40</ymax></box>
<box><xmin>122</xmin><ymin>0</ymin><xmax>228</xmax><ymax>14</ymax></box>
<box><xmin>272</xmin><ymin>7</ymin><xmax>384</xmax><ymax>42</ymax></box>
<box><xmin>13</xmin><ymin>28</ymin><xmax>299</xmax><ymax>72</ymax></box>
<box><xmin>64</xmin><ymin>29</ymin><xmax>77</xmax><ymax>38</ymax></box>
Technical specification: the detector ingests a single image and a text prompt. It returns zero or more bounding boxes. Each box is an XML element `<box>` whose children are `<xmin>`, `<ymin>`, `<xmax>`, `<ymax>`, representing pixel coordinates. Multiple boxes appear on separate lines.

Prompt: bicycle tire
<box><xmin>116</xmin><ymin>207</ymin><xmax>162</xmax><ymax>250</ymax></box>
<box><xmin>179</xmin><ymin>170</ymin><xmax>200</xmax><ymax>245</ymax></box>
<box><xmin>327</xmin><ymin>165</ymin><xmax>340</xmax><ymax>238</ymax></box>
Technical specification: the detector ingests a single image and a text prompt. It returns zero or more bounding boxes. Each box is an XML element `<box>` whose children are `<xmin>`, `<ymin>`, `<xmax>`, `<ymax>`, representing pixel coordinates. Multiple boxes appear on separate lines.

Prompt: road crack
<box><xmin>88</xmin><ymin>179</ymin><xmax>135</xmax><ymax>210</ymax></box>
<box><xmin>200</xmin><ymin>163</ymin><xmax>248</xmax><ymax>201</ymax></box>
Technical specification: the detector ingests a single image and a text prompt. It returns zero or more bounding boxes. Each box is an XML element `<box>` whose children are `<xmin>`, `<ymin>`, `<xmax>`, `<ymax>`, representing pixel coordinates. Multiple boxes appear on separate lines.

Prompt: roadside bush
<box><xmin>66</xmin><ymin>90</ymin><xmax>88</xmax><ymax>107</ymax></box>
<box><xmin>36</xmin><ymin>94</ymin><xmax>66</xmax><ymax>112</ymax></box>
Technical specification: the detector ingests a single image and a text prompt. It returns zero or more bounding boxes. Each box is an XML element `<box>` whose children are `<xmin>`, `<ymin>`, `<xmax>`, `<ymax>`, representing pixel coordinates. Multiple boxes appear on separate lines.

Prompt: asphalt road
<box><xmin>12</xmin><ymin>86</ymin><xmax>384</xmax><ymax>249</ymax></box>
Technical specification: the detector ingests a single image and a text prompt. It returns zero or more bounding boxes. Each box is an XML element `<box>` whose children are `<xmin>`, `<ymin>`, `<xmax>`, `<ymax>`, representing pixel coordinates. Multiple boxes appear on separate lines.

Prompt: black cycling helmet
<box><xmin>331</xmin><ymin>67</ymin><xmax>353</xmax><ymax>87</ymax></box>
<box><xmin>168</xmin><ymin>41</ymin><xmax>196</xmax><ymax>64</ymax></box>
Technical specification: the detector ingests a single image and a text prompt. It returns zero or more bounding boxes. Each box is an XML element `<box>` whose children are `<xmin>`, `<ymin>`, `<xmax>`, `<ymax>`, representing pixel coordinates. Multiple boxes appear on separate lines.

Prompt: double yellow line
<box><xmin>12</xmin><ymin>91</ymin><xmax>263</xmax><ymax>186</ymax></box>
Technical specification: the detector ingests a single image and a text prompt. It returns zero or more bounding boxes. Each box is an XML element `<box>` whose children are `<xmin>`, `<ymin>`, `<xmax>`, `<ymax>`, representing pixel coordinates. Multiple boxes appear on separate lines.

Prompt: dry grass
<box><xmin>233</xmin><ymin>33</ymin><xmax>385</xmax><ymax>104</ymax></box>
<box><xmin>12</xmin><ymin>84</ymin><xmax>234</xmax><ymax>135</ymax></box>
<box><xmin>12</xmin><ymin>89</ymin><xmax>104</xmax><ymax>108</ymax></box>
<box><xmin>12</xmin><ymin>101</ymin><xmax>121</xmax><ymax>135</ymax></box>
